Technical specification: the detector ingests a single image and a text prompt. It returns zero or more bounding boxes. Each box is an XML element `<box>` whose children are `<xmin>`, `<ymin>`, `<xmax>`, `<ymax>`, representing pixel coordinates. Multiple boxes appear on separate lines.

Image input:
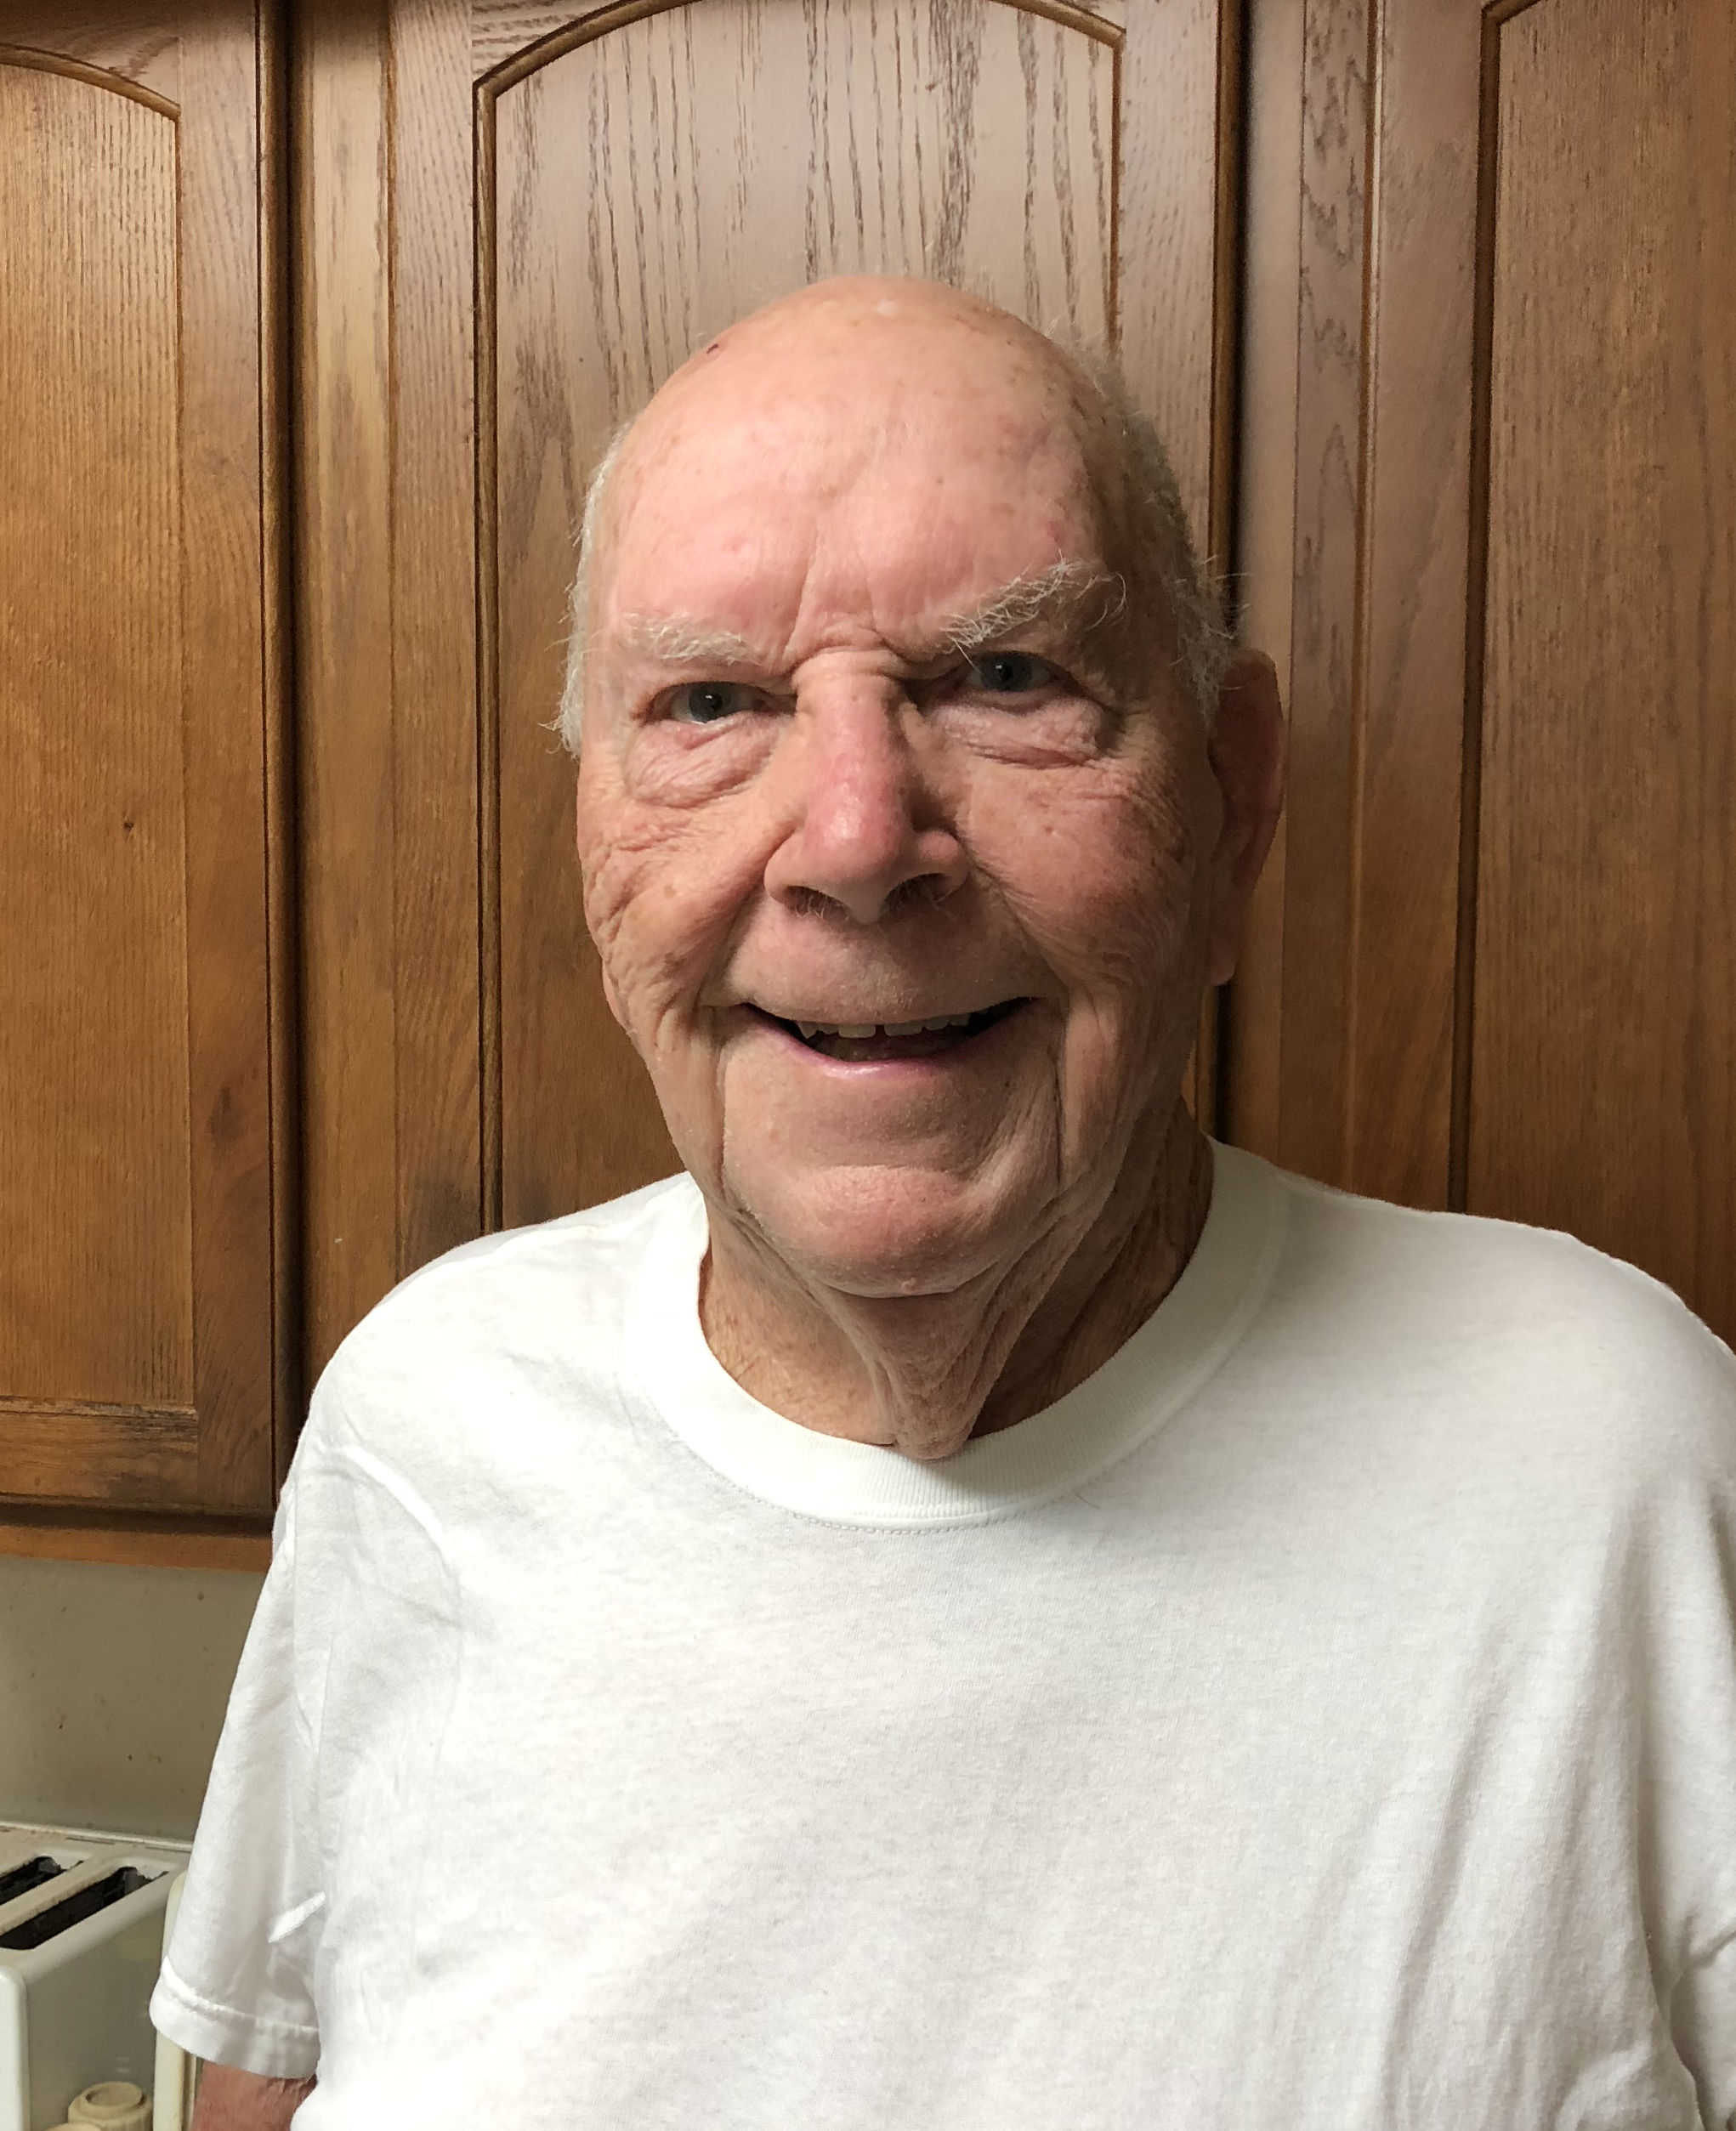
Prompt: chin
<box><xmin>731</xmin><ymin>1164</ymin><xmax>1035</xmax><ymax>1301</ymax></box>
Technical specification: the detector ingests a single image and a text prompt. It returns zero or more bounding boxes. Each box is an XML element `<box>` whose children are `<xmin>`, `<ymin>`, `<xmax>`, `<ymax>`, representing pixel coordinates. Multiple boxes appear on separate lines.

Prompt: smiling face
<box><xmin>575</xmin><ymin>284</ymin><xmax>1232</xmax><ymax>1302</ymax></box>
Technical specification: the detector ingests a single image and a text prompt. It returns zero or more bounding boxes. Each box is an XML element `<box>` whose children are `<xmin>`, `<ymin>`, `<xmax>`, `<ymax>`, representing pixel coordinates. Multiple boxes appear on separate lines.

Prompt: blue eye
<box><xmin>965</xmin><ymin>653</ymin><xmax>1052</xmax><ymax>695</ymax></box>
<box><xmin>665</xmin><ymin>682</ymin><xmax>759</xmax><ymax>725</ymax></box>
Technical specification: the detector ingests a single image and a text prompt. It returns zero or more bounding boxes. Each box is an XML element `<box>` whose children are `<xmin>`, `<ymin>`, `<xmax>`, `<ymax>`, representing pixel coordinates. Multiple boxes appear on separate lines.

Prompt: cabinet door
<box><xmin>0</xmin><ymin>5</ymin><xmax>291</xmax><ymax>1516</ymax></box>
<box><xmin>1231</xmin><ymin>0</ymin><xmax>1736</xmax><ymax>1347</ymax></box>
<box><xmin>298</xmin><ymin>0</ymin><xmax>1237</xmax><ymax>1386</ymax></box>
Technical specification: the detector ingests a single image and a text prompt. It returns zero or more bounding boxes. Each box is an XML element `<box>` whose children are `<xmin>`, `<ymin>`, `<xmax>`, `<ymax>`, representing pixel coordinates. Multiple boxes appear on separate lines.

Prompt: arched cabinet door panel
<box><xmin>296</xmin><ymin>0</ymin><xmax>1237</xmax><ymax>1385</ymax></box>
<box><xmin>0</xmin><ymin>7</ymin><xmax>291</xmax><ymax>1516</ymax></box>
<box><xmin>1234</xmin><ymin>0</ymin><xmax>1735</xmax><ymax>1346</ymax></box>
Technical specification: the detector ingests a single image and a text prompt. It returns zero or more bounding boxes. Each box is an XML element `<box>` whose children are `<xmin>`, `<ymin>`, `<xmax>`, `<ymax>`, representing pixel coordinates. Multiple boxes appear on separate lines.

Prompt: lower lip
<box><xmin>746</xmin><ymin>1002</ymin><xmax>1030</xmax><ymax>1073</ymax></box>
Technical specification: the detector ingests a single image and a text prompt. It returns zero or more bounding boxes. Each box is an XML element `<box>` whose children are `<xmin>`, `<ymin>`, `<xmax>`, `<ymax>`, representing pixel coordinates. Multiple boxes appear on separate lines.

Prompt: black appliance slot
<box><xmin>0</xmin><ymin>1865</ymin><xmax>156</xmax><ymax>1951</ymax></box>
<box><xmin>0</xmin><ymin>1855</ymin><xmax>65</xmax><ymax>1907</ymax></box>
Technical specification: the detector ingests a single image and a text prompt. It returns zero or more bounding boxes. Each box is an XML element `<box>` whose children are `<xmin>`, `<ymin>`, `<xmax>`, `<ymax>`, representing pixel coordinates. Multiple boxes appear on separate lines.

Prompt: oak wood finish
<box><xmin>1221</xmin><ymin>0</ymin><xmax>1304</xmax><ymax>1160</ymax></box>
<box><xmin>1270</xmin><ymin>0</ymin><xmax>1374</xmax><ymax>1190</ymax></box>
<box><xmin>1229</xmin><ymin>0</ymin><xmax>1736</xmax><ymax>1348</ymax></box>
<box><xmin>297</xmin><ymin>0</ymin><xmax>1236</xmax><ymax>1385</ymax></box>
<box><xmin>293</xmin><ymin>0</ymin><xmax>484</xmax><ymax>1387</ymax></box>
<box><xmin>0</xmin><ymin>5</ymin><xmax>290</xmax><ymax>1514</ymax></box>
<box><xmin>0</xmin><ymin>1510</ymin><xmax>271</xmax><ymax>1573</ymax></box>
<box><xmin>1465</xmin><ymin>0</ymin><xmax>1735</xmax><ymax>1333</ymax></box>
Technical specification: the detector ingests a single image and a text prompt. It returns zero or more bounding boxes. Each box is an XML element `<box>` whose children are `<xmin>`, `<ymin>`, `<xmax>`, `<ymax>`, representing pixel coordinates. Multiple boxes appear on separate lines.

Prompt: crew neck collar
<box><xmin>627</xmin><ymin>1142</ymin><xmax>1286</xmax><ymax>1527</ymax></box>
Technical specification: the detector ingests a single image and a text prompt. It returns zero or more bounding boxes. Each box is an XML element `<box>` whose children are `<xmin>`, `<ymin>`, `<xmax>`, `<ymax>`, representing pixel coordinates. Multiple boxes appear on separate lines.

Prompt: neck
<box><xmin>699</xmin><ymin>1101</ymin><xmax>1214</xmax><ymax>1461</ymax></box>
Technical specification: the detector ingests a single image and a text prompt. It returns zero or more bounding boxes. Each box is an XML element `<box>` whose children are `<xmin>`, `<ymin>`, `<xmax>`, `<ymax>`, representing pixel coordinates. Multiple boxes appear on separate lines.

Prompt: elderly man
<box><xmin>156</xmin><ymin>279</ymin><xmax>1736</xmax><ymax>2128</ymax></box>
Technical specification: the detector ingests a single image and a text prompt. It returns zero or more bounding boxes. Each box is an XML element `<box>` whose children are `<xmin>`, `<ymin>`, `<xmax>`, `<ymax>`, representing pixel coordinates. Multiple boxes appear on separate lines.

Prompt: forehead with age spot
<box><xmin>558</xmin><ymin>278</ymin><xmax>1226</xmax><ymax>746</ymax></box>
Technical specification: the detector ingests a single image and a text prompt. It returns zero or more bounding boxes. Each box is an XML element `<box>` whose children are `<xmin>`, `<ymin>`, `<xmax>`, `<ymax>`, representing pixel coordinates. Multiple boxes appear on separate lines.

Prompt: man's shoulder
<box><xmin>304</xmin><ymin>1170</ymin><xmax>695</xmax><ymax>1453</ymax></box>
<box><xmin>1261</xmin><ymin>1159</ymin><xmax>1736</xmax><ymax>1486</ymax></box>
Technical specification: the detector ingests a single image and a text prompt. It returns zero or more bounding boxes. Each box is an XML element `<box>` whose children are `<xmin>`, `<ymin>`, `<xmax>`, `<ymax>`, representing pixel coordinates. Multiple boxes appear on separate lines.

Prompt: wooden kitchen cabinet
<box><xmin>5</xmin><ymin>0</ymin><xmax>1730</xmax><ymax>1556</ymax></box>
<box><xmin>1</xmin><ymin>0</ymin><xmax>1238</xmax><ymax>1544</ymax></box>
<box><xmin>1227</xmin><ymin>0</ymin><xmax>1736</xmax><ymax>1353</ymax></box>
<box><xmin>0</xmin><ymin>3</ymin><xmax>293</xmax><ymax>1540</ymax></box>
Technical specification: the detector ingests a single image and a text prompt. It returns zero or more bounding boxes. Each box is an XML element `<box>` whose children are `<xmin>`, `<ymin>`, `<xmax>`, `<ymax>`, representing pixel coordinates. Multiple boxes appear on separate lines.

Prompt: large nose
<box><xmin>763</xmin><ymin>685</ymin><xmax>969</xmax><ymax>926</ymax></box>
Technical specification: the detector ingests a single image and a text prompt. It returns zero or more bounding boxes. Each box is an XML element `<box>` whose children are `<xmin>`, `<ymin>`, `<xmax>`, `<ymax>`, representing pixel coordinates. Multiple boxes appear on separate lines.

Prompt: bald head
<box><xmin>633</xmin><ymin>277</ymin><xmax>1091</xmax><ymax>456</ymax></box>
<box><xmin>558</xmin><ymin>276</ymin><xmax>1224</xmax><ymax>751</ymax></box>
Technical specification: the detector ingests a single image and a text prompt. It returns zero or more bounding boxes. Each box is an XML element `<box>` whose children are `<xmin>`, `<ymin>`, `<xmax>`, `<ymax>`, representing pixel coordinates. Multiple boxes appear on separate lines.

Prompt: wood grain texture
<box><xmin>293</xmin><ymin>0</ymin><xmax>403</xmax><ymax>1388</ymax></box>
<box><xmin>0</xmin><ymin>1509</ymin><xmax>269</xmax><ymax>1571</ymax></box>
<box><xmin>1275</xmin><ymin>0</ymin><xmax>1369</xmax><ymax>1185</ymax></box>
<box><xmin>1221</xmin><ymin>0</ymin><xmax>1304</xmax><ymax>1160</ymax></box>
<box><xmin>1275</xmin><ymin>0</ymin><xmax>1487</xmax><ymax>1209</ymax></box>
<box><xmin>260</xmin><ymin>0</ymin><xmax>300</xmax><ymax>1484</ymax></box>
<box><xmin>1342</xmin><ymin>0</ymin><xmax>1478</xmax><ymax>1207</ymax></box>
<box><xmin>179</xmin><ymin>9</ymin><xmax>282</xmax><ymax>1508</ymax></box>
<box><xmin>0</xmin><ymin>3</ymin><xmax>181</xmax><ymax>106</ymax></box>
<box><xmin>0</xmin><ymin>62</ymin><xmax>191</xmax><ymax>1411</ymax></box>
<box><xmin>1118</xmin><ymin>0</ymin><xmax>1212</xmax><ymax>550</ymax></box>
<box><xmin>295</xmin><ymin>0</ymin><xmax>486</xmax><ymax>1391</ymax></box>
<box><xmin>492</xmin><ymin>0</ymin><xmax>1116</xmax><ymax>411</ymax></box>
<box><xmin>390</xmin><ymin>0</ymin><xmax>484</xmax><ymax>1265</ymax></box>
<box><xmin>0</xmin><ymin>1404</ymin><xmax>199</xmax><ymax>1510</ymax></box>
<box><xmin>1467</xmin><ymin>0</ymin><xmax>1736</xmax><ymax>1338</ymax></box>
<box><xmin>1259</xmin><ymin>0</ymin><xmax>1734</xmax><ymax>1348</ymax></box>
<box><xmin>472</xmin><ymin>0</ymin><xmax>1127</xmax><ymax>81</ymax></box>
<box><xmin>0</xmin><ymin>9</ymin><xmax>284</xmax><ymax>1514</ymax></box>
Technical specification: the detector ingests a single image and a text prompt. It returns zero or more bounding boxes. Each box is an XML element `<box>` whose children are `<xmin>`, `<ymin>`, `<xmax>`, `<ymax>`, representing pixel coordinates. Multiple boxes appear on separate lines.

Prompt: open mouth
<box><xmin>759</xmin><ymin>999</ymin><xmax>1026</xmax><ymax>1063</ymax></box>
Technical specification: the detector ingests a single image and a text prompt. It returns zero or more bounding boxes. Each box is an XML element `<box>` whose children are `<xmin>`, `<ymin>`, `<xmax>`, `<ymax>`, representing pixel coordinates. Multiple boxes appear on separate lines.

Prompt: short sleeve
<box><xmin>1673</xmin><ymin>1933</ymin><xmax>1736</xmax><ymax>2131</ymax></box>
<box><xmin>150</xmin><ymin>1471</ymin><xmax>324</xmax><ymax>2077</ymax></box>
<box><xmin>1645</xmin><ymin>1320</ymin><xmax>1736</xmax><ymax>2128</ymax></box>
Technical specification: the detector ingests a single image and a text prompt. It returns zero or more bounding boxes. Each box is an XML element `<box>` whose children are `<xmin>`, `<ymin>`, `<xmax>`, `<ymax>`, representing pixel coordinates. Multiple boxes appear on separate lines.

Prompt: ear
<box><xmin>1203</xmin><ymin>648</ymin><xmax>1286</xmax><ymax>988</ymax></box>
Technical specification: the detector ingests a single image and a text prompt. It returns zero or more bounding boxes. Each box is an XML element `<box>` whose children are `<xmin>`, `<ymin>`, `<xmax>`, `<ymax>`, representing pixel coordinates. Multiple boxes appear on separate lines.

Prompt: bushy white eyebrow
<box><xmin>939</xmin><ymin>561</ymin><xmax>1126</xmax><ymax>658</ymax></box>
<box><xmin>612</xmin><ymin>562</ymin><xmax>1126</xmax><ymax>682</ymax></box>
<box><xmin>614</xmin><ymin>615</ymin><xmax>761</xmax><ymax>667</ymax></box>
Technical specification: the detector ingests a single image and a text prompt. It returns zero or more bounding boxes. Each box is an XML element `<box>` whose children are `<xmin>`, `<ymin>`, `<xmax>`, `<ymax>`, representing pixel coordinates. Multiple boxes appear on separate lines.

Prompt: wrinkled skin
<box><xmin>190</xmin><ymin>2066</ymin><xmax>315</xmax><ymax>2128</ymax></box>
<box><xmin>576</xmin><ymin>278</ymin><xmax>1284</xmax><ymax>1460</ymax></box>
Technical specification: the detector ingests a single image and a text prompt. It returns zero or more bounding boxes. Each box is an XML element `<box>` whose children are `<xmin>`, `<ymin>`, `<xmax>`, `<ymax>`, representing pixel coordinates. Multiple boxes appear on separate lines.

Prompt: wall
<box><xmin>0</xmin><ymin>1557</ymin><xmax>263</xmax><ymax>1842</ymax></box>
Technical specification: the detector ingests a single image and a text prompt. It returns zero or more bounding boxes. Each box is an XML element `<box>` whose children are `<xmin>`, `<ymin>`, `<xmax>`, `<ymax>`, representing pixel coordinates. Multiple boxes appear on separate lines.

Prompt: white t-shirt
<box><xmin>152</xmin><ymin>1146</ymin><xmax>1736</xmax><ymax>2129</ymax></box>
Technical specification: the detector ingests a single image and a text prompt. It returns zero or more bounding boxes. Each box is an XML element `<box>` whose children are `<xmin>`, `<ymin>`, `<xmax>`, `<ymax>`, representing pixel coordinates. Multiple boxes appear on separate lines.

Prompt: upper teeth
<box><xmin>793</xmin><ymin>1013</ymin><xmax>978</xmax><ymax>1040</ymax></box>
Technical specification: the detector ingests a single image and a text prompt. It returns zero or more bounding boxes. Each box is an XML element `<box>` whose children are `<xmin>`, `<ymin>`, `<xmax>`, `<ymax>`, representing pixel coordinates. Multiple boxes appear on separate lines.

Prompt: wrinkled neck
<box><xmin>699</xmin><ymin>1101</ymin><xmax>1212</xmax><ymax>1461</ymax></box>
<box><xmin>973</xmin><ymin>1109</ymin><xmax>1211</xmax><ymax>1437</ymax></box>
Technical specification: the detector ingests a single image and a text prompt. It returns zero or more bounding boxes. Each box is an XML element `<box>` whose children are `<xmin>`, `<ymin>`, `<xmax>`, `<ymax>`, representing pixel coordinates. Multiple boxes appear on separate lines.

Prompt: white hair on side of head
<box><xmin>557</xmin><ymin>422</ymin><xmax>629</xmax><ymax>755</ymax></box>
<box><xmin>1062</xmin><ymin>344</ymin><xmax>1234</xmax><ymax>725</ymax></box>
<box><xmin>554</xmin><ymin>330</ymin><xmax>1232</xmax><ymax>757</ymax></box>
<box><xmin>1126</xmin><ymin>416</ymin><xmax>1234</xmax><ymax>723</ymax></box>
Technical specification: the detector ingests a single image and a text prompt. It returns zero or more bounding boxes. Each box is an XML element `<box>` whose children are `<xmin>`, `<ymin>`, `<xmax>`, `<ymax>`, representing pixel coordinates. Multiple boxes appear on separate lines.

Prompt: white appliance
<box><xmin>0</xmin><ymin>1825</ymin><xmax>186</xmax><ymax>2131</ymax></box>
